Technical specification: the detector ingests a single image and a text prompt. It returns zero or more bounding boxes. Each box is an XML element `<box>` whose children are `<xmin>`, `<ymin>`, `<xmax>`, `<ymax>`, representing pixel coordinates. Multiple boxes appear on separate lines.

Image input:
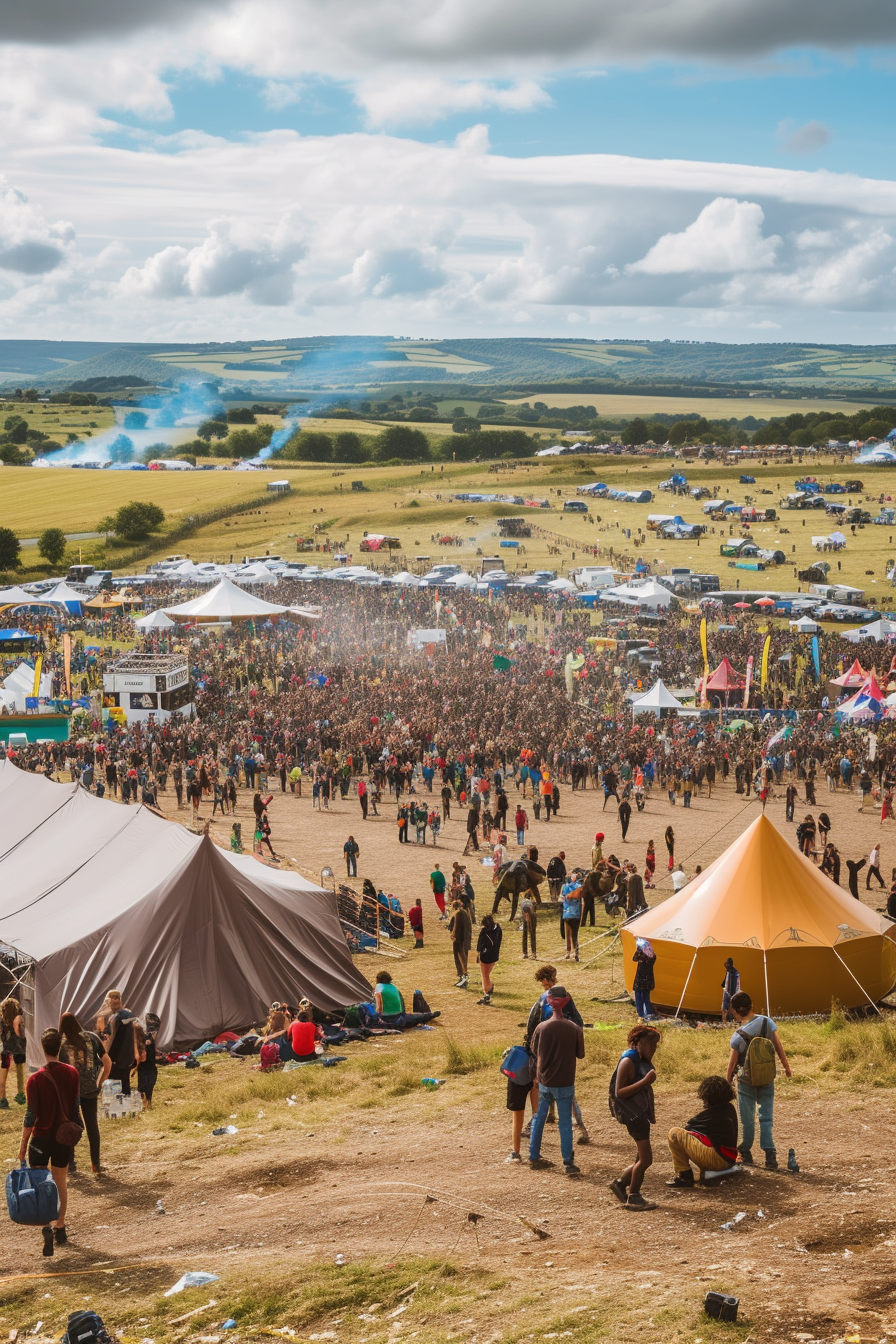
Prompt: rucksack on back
<box><xmin>738</xmin><ymin>1017</ymin><xmax>777</xmax><ymax>1087</ymax></box>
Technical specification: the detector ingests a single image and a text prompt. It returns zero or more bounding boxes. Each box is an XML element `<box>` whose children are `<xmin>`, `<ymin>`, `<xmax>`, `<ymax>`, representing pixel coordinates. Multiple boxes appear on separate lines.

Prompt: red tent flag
<box><xmin>705</xmin><ymin>656</ymin><xmax>747</xmax><ymax>692</ymax></box>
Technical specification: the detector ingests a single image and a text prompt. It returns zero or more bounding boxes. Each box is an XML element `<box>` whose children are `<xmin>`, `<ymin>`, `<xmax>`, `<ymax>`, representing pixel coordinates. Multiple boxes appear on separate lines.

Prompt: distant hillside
<box><xmin>2</xmin><ymin>336</ymin><xmax>896</xmax><ymax>398</ymax></box>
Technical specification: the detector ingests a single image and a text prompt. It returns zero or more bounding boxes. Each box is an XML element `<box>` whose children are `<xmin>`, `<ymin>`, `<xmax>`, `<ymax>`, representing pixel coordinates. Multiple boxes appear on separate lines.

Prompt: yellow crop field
<box><xmin>498</xmin><ymin>393</ymin><xmax>878</xmax><ymax>419</ymax></box>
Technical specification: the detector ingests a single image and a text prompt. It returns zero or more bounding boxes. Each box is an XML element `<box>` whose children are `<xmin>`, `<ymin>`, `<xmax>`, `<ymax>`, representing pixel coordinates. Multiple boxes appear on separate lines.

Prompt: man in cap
<box><xmin>528</xmin><ymin>985</ymin><xmax>585</xmax><ymax>1177</ymax></box>
<box><xmin>591</xmin><ymin>833</ymin><xmax>604</xmax><ymax>869</ymax></box>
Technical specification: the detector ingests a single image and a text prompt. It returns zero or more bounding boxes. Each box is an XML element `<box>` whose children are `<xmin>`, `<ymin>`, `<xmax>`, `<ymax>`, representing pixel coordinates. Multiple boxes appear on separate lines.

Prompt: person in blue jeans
<box><xmin>528</xmin><ymin>985</ymin><xmax>586</xmax><ymax>1177</ymax></box>
<box><xmin>725</xmin><ymin>991</ymin><xmax>792</xmax><ymax>1170</ymax></box>
<box><xmin>632</xmin><ymin>938</ymin><xmax>656</xmax><ymax>1020</ymax></box>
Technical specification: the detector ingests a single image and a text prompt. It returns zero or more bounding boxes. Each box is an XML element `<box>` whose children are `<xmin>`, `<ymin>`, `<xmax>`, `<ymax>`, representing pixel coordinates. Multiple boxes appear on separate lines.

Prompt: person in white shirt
<box><xmin>671</xmin><ymin>865</ymin><xmax>688</xmax><ymax>893</ymax></box>
<box><xmin>867</xmin><ymin>843</ymin><xmax>885</xmax><ymax>890</ymax></box>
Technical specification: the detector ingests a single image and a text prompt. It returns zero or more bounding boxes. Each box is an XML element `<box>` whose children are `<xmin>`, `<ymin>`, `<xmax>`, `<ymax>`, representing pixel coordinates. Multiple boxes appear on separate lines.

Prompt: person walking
<box><xmin>608</xmin><ymin>1024</ymin><xmax>661</xmax><ymax>1211</ymax></box>
<box><xmin>430</xmin><ymin>863</ymin><xmax>447</xmax><ymax>919</ymax></box>
<box><xmin>514</xmin><ymin>804</ymin><xmax>529</xmax><ymax>848</ymax></box>
<box><xmin>343</xmin><ymin>835</ymin><xmax>359</xmax><ymax>878</ymax></box>
<box><xmin>618</xmin><ymin>796</ymin><xmax>632</xmax><ymax>843</ymax></box>
<box><xmin>476</xmin><ymin>913</ymin><xmax>502</xmax><ymax>1004</ymax></box>
<box><xmin>449</xmin><ymin>899</ymin><xmax>472</xmax><ymax>988</ymax></box>
<box><xmin>867</xmin><ymin>842</ymin><xmax>885</xmax><ymax>890</ymax></box>
<box><xmin>561</xmin><ymin>877</ymin><xmax>583</xmax><ymax>962</ymax></box>
<box><xmin>58</xmin><ymin>1012</ymin><xmax>110</xmax><ymax>1176</ymax></box>
<box><xmin>726</xmin><ymin>990</ymin><xmax>792</xmax><ymax>1170</ymax></box>
<box><xmin>0</xmin><ymin>996</ymin><xmax>27</xmax><ymax>1108</ymax></box>
<box><xmin>358</xmin><ymin>778</ymin><xmax>369</xmax><ymax>820</ymax></box>
<box><xmin>463</xmin><ymin>804</ymin><xmax>481</xmax><ymax>856</ymax></box>
<box><xmin>665</xmin><ymin>824</ymin><xmax>675</xmax><ymax>871</ymax></box>
<box><xmin>18</xmin><ymin>1027</ymin><xmax>82</xmax><ymax>1256</ymax></box>
<box><xmin>521</xmin><ymin>895</ymin><xmax>537</xmax><ymax>960</ymax></box>
<box><xmin>528</xmin><ymin>985</ymin><xmax>585</xmax><ymax>1177</ymax></box>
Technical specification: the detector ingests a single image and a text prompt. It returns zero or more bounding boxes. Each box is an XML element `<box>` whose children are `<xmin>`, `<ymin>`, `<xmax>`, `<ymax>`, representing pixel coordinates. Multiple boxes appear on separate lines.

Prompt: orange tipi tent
<box><xmin>622</xmin><ymin>815</ymin><xmax>896</xmax><ymax>1016</ymax></box>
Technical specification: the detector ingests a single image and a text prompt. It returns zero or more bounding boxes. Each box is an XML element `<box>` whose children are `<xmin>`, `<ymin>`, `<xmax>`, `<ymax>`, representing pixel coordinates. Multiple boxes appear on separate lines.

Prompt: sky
<box><xmin>1</xmin><ymin>0</ymin><xmax>896</xmax><ymax>344</ymax></box>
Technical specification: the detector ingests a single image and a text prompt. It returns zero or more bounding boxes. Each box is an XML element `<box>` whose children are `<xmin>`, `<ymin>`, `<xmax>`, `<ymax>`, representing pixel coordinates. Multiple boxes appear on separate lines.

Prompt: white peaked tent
<box><xmin>40</xmin><ymin>580</ymin><xmax>86</xmax><ymax>611</ymax></box>
<box><xmin>134</xmin><ymin>609</ymin><xmax>176</xmax><ymax>630</ymax></box>
<box><xmin>842</xmin><ymin>618</ymin><xmax>896</xmax><ymax>644</ymax></box>
<box><xmin>444</xmin><ymin>572</ymin><xmax>477</xmax><ymax>588</ymax></box>
<box><xmin>163</xmin><ymin>576</ymin><xmax>287</xmax><ymax>622</ymax></box>
<box><xmin>631</xmin><ymin>679</ymin><xmax>684</xmax><ymax>714</ymax></box>
<box><xmin>236</xmin><ymin>562</ymin><xmax>280</xmax><ymax>585</ymax></box>
<box><xmin>546</xmin><ymin>578</ymin><xmax>578</xmax><ymax>593</ymax></box>
<box><xmin>601</xmin><ymin>579</ymin><xmax>675</xmax><ymax>609</ymax></box>
<box><xmin>791</xmin><ymin>615</ymin><xmax>821</xmax><ymax>633</ymax></box>
<box><xmin>389</xmin><ymin>571</ymin><xmax>421</xmax><ymax>587</ymax></box>
<box><xmin>0</xmin><ymin>586</ymin><xmax>51</xmax><ymax>608</ymax></box>
<box><xmin>0</xmin><ymin>761</ymin><xmax>372</xmax><ymax>1050</ymax></box>
<box><xmin>3</xmin><ymin>662</ymin><xmax>53</xmax><ymax>710</ymax></box>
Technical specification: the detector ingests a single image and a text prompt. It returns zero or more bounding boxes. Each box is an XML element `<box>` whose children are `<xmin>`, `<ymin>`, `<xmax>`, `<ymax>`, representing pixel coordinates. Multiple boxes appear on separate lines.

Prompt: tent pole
<box><xmin>762</xmin><ymin>949</ymin><xmax>771</xmax><ymax>1016</ymax></box>
<box><xmin>674</xmin><ymin>950</ymin><xmax>699</xmax><ymax>1019</ymax></box>
<box><xmin>830</xmin><ymin>946</ymin><xmax>883</xmax><ymax>1016</ymax></box>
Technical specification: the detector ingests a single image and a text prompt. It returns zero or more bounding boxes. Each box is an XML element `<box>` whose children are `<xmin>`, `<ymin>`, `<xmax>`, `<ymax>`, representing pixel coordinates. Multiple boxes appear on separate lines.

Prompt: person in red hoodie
<box><xmin>18</xmin><ymin>1027</ymin><xmax>81</xmax><ymax>1257</ymax></box>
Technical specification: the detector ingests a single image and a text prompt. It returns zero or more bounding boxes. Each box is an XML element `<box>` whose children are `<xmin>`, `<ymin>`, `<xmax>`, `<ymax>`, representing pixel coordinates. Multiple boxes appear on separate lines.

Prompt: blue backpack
<box><xmin>500</xmin><ymin>1046</ymin><xmax>533</xmax><ymax>1086</ymax></box>
<box><xmin>6</xmin><ymin>1163</ymin><xmax>60</xmax><ymax>1226</ymax></box>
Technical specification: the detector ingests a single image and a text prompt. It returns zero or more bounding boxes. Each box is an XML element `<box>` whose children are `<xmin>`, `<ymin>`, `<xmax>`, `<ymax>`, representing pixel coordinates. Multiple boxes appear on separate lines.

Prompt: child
<box><xmin>644</xmin><ymin>840</ymin><xmax>656</xmax><ymax>889</ymax></box>
<box><xmin>136</xmin><ymin>1013</ymin><xmax>160</xmax><ymax>1110</ymax></box>
<box><xmin>608</xmin><ymin>1024</ymin><xmax>661</xmax><ymax>1212</ymax></box>
<box><xmin>0</xmin><ymin>996</ymin><xmax>26</xmax><ymax>1107</ymax></box>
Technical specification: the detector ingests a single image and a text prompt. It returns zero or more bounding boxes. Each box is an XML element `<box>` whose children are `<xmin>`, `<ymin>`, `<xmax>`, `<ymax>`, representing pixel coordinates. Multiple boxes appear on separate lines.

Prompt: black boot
<box><xmin>764</xmin><ymin>1148</ymin><xmax>778</xmax><ymax>1170</ymax></box>
<box><xmin>666</xmin><ymin>1170</ymin><xmax>695</xmax><ymax>1188</ymax></box>
<box><xmin>738</xmin><ymin>1145</ymin><xmax>754</xmax><ymax>1166</ymax></box>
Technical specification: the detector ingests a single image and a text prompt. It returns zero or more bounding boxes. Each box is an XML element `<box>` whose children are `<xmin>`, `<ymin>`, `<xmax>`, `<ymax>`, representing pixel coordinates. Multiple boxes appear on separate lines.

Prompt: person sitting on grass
<box><xmin>372</xmin><ymin>972</ymin><xmax>441</xmax><ymax>1029</ymax></box>
<box><xmin>665</xmin><ymin>1075</ymin><xmax>739</xmax><ymax>1188</ymax></box>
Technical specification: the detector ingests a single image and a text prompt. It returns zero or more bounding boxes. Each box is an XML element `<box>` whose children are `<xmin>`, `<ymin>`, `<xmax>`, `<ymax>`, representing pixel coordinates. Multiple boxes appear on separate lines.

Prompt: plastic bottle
<box><xmin>421</xmin><ymin>1078</ymin><xmax>446</xmax><ymax>1089</ymax></box>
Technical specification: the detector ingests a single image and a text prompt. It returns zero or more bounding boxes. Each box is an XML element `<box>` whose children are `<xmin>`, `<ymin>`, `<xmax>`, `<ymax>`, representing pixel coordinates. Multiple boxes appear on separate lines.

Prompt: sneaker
<box><xmin>54</xmin><ymin>1226</ymin><xmax>67</xmax><ymax>1246</ymax></box>
<box><xmin>454</xmin><ymin>978</ymin><xmax>465</xmax><ymax>987</ymax></box>
<box><xmin>576</xmin><ymin>1133</ymin><xmax>591</xmax><ymax>1146</ymax></box>
<box><xmin>764</xmin><ymin>1149</ymin><xmax>779</xmax><ymax>1171</ymax></box>
<box><xmin>459</xmin><ymin>976</ymin><xmax>468</xmax><ymax>988</ymax></box>
<box><xmin>505</xmin><ymin>1151</ymin><xmax>522</xmax><ymax>1163</ymax></box>
<box><xmin>528</xmin><ymin>1157</ymin><xmax>554</xmax><ymax>1170</ymax></box>
<box><xmin>520</xmin><ymin>1121</ymin><xmax>531</xmax><ymax>1138</ymax></box>
<box><xmin>608</xmin><ymin>1178</ymin><xmax>629</xmax><ymax>1204</ymax></box>
<box><xmin>564</xmin><ymin>1163</ymin><xmax>582</xmax><ymax>1177</ymax></box>
<box><xmin>738</xmin><ymin>1146</ymin><xmax>755</xmax><ymax>1166</ymax></box>
<box><xmin>13</xmin><ymin>1093</ymin><xmax>26</xmax><ymax>1106</ymax></box>
<box><xmin>665</xmin><ymin>1172</ymin><xmax>695</xmax><ymax>1188</ymax></box>
<box><xmin>42</xmin><ymin>1227</ymin><xmax>54</xmax><ymax>1258</ymax></box>
<box><xmin>624</xmin><ymin>1193</ymin><xmax>657</xmax><ymax>1211</ymax></box>
<box><xmin>0</xmin><ymin>1098</ymin><xmax>8</xmax><ymax>1110</ymax></box>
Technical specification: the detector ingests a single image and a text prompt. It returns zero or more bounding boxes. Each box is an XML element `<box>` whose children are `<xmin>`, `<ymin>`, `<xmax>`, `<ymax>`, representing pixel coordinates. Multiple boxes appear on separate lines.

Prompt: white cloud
<box><xmin>629</xmin><ymin>198</ymin><xmax>779</xmax><ymax>275</ymax></box>
<box><xmin>355</xmin><ymin>77</ymin><xmax>550</xmax><ymax>127</ymax></box>
<box><xmin>121</xmin><ymin>214</ymin><xmax>306</xmax><ymax>305</ymax></box>
<box><xmin>0</xmin><ymin>179</ymin><xmax>73</xmax><ymax>275</ymax></box>
<box><xmin>778</xmin><ymin>119</ymin><xmax>832</xmax><ymax>154</ymax></box>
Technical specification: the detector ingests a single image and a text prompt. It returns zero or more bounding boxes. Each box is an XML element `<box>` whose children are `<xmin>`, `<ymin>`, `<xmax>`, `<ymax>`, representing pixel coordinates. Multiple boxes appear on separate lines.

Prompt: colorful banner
<box><xmin>811</xmin><ymin>635</ymin><xmax>821</xmax><ymax>682</ymax></box>
<box><xmin>31</xmin><ymin>654</ymin><xmax>42</xmax><ymax>698</ymax></box>
<box><xmin>699</xmin><ymin>618</ymin><xmax>709</xmax><ymax>707</ymax></box>
<box><xmin>62</xmin><ymin>632</ymin><xmax>72</xmax><ymax>699</ymax></box>
<box><xmin>760</xmin><ymin>634</ymin><xmax>771</xmax><ymax>691</ymax></box>
<box><xmin>744</xmin><ymin>654</ymin><xmax>754</xmax><ymax>709</ymax></box>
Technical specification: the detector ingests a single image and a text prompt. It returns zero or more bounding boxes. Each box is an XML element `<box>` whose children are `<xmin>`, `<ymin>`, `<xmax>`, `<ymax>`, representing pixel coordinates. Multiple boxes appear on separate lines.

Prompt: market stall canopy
<box><xmin>0</xmin><ymin>761</ymin><xmax>372</xmax><ymax>1050</ymax></box>
<box><xmin>622</xmin><ymin>814</ymin><xmax>896</xmax><ymax>1016</ymax></box>
<box><xmin>162</xmin><ymin>576</ymin><xmax>287</xmax><ymax>623</ymax></box>
<box><xmin>790</xmin><ymin>616</ymin><xmax>820</xmax><ymax>632</ymax></box>
<box><xmin>134</xmin><ymin>609</ymin><xmax>176</xmax><ymax>630</ymax></box>
<box><xmin>842</xmin><ymin>619</ymin><xmax>896</xmax><ymax>644</ymax></box>
<box><xmin>631</xmin><ymin>679</ymin><xmax>684</xmax><ymax>714</ymax></box>
<box><xmin>706</xmin><ymin>656</ymin><xmax>747</xmax><ymax>692</ymax></box>
<box><xmin>84</xmin><ymin>592</ymin><xmax>126</xmax><ymax>610</ymax></box>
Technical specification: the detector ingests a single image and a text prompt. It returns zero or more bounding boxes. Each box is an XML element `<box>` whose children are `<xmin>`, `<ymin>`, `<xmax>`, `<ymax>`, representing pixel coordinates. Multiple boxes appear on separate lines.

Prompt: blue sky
<box><xmin>1</xmin><ymin>1</ymin><xmax>896</xmax><ymax>342</ymax></box>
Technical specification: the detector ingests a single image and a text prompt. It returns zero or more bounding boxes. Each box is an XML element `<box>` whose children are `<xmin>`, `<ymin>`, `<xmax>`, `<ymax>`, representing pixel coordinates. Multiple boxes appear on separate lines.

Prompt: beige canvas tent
<box><xmin>0</xmin><ymin>761</ymin><xmax>371</xmax><ymax>1049</ymax></box>
<box><xmin>622</xmin><ymin>815</ymin><xmax>896</xmax><ymax>1016</ymax></box>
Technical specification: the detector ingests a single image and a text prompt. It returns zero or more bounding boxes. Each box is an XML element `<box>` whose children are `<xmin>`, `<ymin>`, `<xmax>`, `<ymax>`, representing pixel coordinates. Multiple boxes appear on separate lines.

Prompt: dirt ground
<box><xmin>2</xmin><ymin>775</ymin><xmax>896</xmax><ymax>1344</ymax></box>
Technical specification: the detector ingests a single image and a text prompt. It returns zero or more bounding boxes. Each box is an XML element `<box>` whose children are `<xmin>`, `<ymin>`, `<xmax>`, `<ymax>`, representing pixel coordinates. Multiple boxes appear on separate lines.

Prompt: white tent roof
<box><xmin>842</xmin><ymin>618</ymin><xmax>896</xmax><ymax>643</ymax></box>
<box><xmin>444</xmin><ymin>572</ymin><xmax>476</xmax><ymax>588</ymax></box>
<box><xmin>601</xmin><ymin>579</ymin><xmax>675</xmax><ymax>609</ymax></box>
<box><xmin>236</xmin><ymin>562</ymin><xmax>280</xmax><ymax>585</ymax></box>
<box><xmin>40</xmin><ymin>580</ymin><xmax>86</xmax><ymax>607</ymax></box>
<box><xmin>0</xmin><ymin>761</ymin><xmax>372</xmax><ymax>1051</ymax></box>
<box><xmin>162</xmin><ymin>575</ymin><xmax>287</xmax><ymax>622</ymax></box>
<box><xmin>631</xmin><ymin>679</ymin><xmax>684</xmax><ymax>712</ymax></box>
<box><xmin>389</xmin><ymin>571</ymin><xmax>421</xmax><ymax>587</ymax></box>
<box><xmin>545</xmin><ymin>577</ymin><xmax>577</xmax><ymax>592</ymax></box>
<box><xmin>791</xmin><ymin>616</ymin><xmax>820</xmax><ymax>632</ymax></box>
<box><xmin>3</xmin><ymin>661</ymin><xmax>52</xmax><ymax>708</ymax></box>
<box><xmin>134</xmin><ymin>609</ymin><xmax>176</xmax><ymax>630</ymax></box>
<box><xmin>0</xmin><ymin>586</ymin><xmax>47</xmax><ymax>607</ymax></box>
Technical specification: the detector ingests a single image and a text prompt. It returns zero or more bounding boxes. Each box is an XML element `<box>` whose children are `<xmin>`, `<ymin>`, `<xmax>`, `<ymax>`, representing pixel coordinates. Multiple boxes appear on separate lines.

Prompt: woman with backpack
<box><xmin>475</xmin><ymin>913</ymin><xmax>502</xmax><ymax>1005</ymax></box>
<box><xmin>58</xmin><ymin>1012</ymin><xmax>110</xmax><ymax>1175</ymax></box>
<box><xmin>608</xmin><ymin>1024</ymin><xmax>661</xmax><ymax>1212</ymax></box>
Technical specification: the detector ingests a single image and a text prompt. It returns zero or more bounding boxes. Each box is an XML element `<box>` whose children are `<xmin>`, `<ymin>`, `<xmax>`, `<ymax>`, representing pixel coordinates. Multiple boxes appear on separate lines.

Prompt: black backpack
<box><xmin>62</xmin><ymin>1312</ymin><xmax>112</xmax><ymax>1344</ymax></box>
<box><xmin>412</xmin><ymin>989</ymin><xmax>431</xmax><ymax>1013</ymax></box>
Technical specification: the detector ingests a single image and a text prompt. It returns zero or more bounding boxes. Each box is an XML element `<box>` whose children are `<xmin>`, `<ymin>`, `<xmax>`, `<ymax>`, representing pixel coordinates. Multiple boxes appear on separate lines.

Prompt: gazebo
<box><xmin>162</xmin><ymin>576</ymin><xmax>287</xmax><ymax>623</ymax></box>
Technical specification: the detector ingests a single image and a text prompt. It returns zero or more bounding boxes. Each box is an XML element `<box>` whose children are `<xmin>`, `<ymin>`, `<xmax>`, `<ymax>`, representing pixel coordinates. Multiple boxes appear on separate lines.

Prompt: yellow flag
<box><xmin>760</xmin><ymin>634</ymin><xmax>771</xmax><ymax>691</ymax></box>
<box><xmin>31</xmin><ymin>654</ymin><xmax>42</xmax><ymax>698</ymax></box>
